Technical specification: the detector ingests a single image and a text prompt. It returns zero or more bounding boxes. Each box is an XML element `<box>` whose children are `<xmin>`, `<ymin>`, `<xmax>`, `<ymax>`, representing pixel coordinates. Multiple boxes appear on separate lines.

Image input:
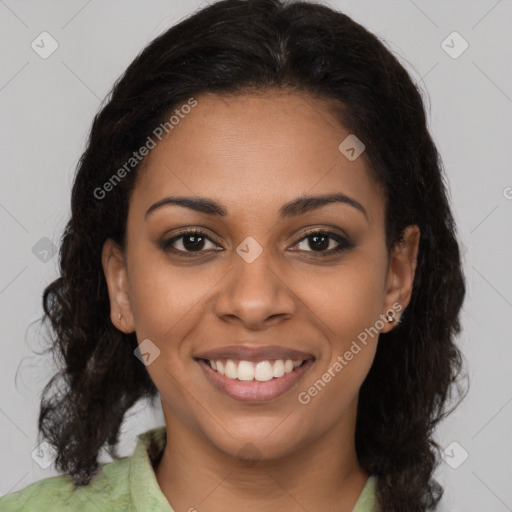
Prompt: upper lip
<box><xmin>194</xmin><ymin>344</ymin><xmax>315</xmax><ymax>362</ymax></box>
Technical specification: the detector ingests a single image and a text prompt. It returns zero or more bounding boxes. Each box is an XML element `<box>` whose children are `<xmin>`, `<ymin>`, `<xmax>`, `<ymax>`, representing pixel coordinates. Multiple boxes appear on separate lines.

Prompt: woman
<box><xmin>0</xmin><ymin>0</ymin><xmax>466</xmax><ymax>510</ymax></box>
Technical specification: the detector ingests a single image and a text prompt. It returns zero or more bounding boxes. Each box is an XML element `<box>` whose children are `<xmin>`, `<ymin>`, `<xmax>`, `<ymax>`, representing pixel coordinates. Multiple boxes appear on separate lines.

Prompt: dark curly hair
<box><xmin>36</xmin><ymin>0</ymin><xmax>467</xmax><ymax>510</ymax></box>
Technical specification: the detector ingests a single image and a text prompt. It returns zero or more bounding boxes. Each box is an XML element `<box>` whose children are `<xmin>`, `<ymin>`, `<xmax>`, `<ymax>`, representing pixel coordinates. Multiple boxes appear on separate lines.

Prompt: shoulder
<box><xmin>0</xmin><ymin>426</ymin><xmax>168</xmax><ymax>512</ymax></box>
<box><xmin>0</xmin><ymin>456</ymin><xmax>132</xmax><ymax>511</ymax></box>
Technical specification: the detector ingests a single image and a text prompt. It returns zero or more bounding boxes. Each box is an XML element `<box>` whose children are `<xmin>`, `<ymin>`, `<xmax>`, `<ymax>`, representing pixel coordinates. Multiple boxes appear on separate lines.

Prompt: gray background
<box><xmin>1</xmin><ymin>1</ymin><xmax>511</xmax><ymax>510</ymax></box>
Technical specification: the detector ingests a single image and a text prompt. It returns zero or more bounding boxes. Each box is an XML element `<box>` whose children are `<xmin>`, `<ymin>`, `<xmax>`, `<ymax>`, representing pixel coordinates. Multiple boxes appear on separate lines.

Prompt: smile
<box><xmin>207</xmin><ymin>358</ymin><xmax>303</xmax><ymax>381</ymax></box>
<box><xmin>196</xmin><ymin>357</ymin><xmax>315</xmax><ymax>402</ymax></box>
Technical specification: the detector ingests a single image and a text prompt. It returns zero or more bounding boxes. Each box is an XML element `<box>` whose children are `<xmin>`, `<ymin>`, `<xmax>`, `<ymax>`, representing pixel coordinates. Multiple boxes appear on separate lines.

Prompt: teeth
<box><xmin>207</xmin><ymin>358</ymin><xmax>304</xmax><ymax>381</ymax></box>
<box><xmin>224</xmin><ymin>360</ymin><xmax>238</xmax><ymax>379</ymax></box>
<box><xmin>254</xmin><ymin>361</ymin><xmax>273</xmax><ymax>381</ymax></box>
<box><xmin>238</xmin><ymin>360</ymin><xmax>255</xmax><ymax>381</ymax></box>
<box><xmin>273</xmin><ymin>359</ymin><xmax>285</xmax><ymax>378</ymax></box>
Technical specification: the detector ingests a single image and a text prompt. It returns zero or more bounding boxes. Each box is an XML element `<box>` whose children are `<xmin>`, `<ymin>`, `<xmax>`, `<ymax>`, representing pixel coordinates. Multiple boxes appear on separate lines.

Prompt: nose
<box><xmin>213</xmin><ymin>243</ymin><xmax>297</xmax><ymax>330</ymax></box>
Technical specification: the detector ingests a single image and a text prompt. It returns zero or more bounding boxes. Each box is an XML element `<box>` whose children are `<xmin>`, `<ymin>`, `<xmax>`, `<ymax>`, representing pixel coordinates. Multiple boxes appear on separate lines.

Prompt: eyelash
<box><xmin>161</xmin><ymin>228</ymin><xmax>353</xmax><ymax>258</ymax></box>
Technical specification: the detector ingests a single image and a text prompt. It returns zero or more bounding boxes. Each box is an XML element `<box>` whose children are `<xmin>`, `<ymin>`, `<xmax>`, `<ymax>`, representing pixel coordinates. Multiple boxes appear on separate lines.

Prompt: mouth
<box><xmin>195</xmin><ymin>356</ymin><xmax>315</xmax><ymax>402</ymax></box>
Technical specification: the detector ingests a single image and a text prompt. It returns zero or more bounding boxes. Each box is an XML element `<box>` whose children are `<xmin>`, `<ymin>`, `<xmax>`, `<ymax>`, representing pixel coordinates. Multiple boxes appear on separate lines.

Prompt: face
<box><xmin>102</xmin><ymin>91</ymin><xmax>419</xmax><ymax>461</ymax></box>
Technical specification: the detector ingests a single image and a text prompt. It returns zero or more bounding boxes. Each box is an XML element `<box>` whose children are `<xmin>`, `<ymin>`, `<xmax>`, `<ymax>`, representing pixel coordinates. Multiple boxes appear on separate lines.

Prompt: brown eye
<box><xmin>161</xmin><ymin>228</ymin><xmax>352</xmax><ymax>258</ymax></box>
<box><xmin>162</xmin><ymin>230</ymin><xmax>218</xmax><ymax>254</ymax></box>
<box><xmin>293</xmin><ymin>231</ymin><xmax>352</xmax><ymax>256</ymax></box>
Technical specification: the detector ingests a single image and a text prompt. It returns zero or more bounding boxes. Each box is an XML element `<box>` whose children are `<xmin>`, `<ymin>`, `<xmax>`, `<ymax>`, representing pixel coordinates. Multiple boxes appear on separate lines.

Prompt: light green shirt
<box><xmin>0</xmin><ymin>426</ymin><xmax>377</xmax><ymax>511</ymax></box>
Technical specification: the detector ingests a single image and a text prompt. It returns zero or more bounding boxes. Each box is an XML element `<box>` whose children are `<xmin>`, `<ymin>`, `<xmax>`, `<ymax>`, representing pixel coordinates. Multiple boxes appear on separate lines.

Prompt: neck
<box><xmin>155</xmin><ymin>402</ymin><xmax>368</xmax><ymax>512</ymax></box>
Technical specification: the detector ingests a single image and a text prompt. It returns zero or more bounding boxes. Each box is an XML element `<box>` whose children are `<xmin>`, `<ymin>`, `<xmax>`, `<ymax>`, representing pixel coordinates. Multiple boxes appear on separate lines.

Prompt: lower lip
<box><xmin>196</xmin><ymin>358</ymin><xmax>315</xmax><ymax>403</ymax></box>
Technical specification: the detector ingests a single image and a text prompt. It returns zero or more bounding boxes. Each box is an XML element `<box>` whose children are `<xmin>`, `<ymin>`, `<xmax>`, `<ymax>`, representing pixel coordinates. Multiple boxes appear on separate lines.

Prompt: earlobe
<box><xmin>381</xmin><ymin>225</ymin><xmax>420</xmax><ymax>333</ymax></box>
<box><xmin>101</xmin><ymin>238</ymin><xmax>135</xmax><ymax>333</ymax></box>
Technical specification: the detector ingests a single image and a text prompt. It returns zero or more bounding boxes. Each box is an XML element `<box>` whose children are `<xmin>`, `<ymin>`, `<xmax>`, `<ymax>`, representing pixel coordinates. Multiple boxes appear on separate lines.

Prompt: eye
<box><xmin>292</xmin><ymin>230</ymin><xmax>352</xmax><ymax>256</ymax></box>
<box><xmin>161</xmin><ymin>228</ymin><xmax>352</xmax><ymax>257</ymax></box>
<box><xmin>161</xmin><ymin>229</ymin><xmax>220</xmax><ymax>255</ymax></box>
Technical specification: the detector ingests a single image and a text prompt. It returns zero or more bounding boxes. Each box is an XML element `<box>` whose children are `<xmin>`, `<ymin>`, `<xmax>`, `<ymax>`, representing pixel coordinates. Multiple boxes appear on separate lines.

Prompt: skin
<box><xmin>102</xmin><ymin>91</ymin><xmax>420</xmax><ymax>512</ymax></box>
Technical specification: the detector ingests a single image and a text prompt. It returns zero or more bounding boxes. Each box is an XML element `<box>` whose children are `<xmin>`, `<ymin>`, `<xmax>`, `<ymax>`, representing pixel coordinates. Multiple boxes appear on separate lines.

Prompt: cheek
<box><xmin>126</xmin><ymin>252</ymin><xmax>208</xmax><ymax>425</ymax></box>
<box><xmin>127</xmin><ymin>247</ymin><xmax>208</xmax><ymax>342</ymax></box>
<box><xmin>296</xmin><ymin>261</ymin><xmax>383</xmax><ymax>423</ymax></box>
<box><xmin>314</xmin><ymin>252</ymin><xmax>387</xmax><ymax>338</ymax></box>
<box><xmin>301</xmin><ymin>251</ymin><xmax>385</xmax><ymax>394</ymax></box>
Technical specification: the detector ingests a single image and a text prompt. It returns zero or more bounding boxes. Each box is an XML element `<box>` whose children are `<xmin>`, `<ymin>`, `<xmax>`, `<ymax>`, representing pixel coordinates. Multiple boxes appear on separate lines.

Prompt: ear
<box><xmin>380</xmin><ymin>225</ymin><xmax>420</xmax><ymax>333</ymax></box>
<box><xmin>101</xmin><ymin>238</ymin><xmax>135</xmax><ymax>333</ymax></box>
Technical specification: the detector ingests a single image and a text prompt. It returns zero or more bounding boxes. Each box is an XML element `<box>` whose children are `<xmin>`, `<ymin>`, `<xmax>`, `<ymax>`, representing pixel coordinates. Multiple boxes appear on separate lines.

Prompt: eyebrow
<box><xmin>145</xmin><ymin>192</ymin><xmax>368</xmax><ymax>221</ymax></box>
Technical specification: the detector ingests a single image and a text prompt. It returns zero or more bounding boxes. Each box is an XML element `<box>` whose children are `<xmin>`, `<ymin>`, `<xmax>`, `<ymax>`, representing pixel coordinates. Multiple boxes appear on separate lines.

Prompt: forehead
<box><xmin>130</xmin><ymin>91</ymin><xmax>385</xmax><ymax>225</ymax></box>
